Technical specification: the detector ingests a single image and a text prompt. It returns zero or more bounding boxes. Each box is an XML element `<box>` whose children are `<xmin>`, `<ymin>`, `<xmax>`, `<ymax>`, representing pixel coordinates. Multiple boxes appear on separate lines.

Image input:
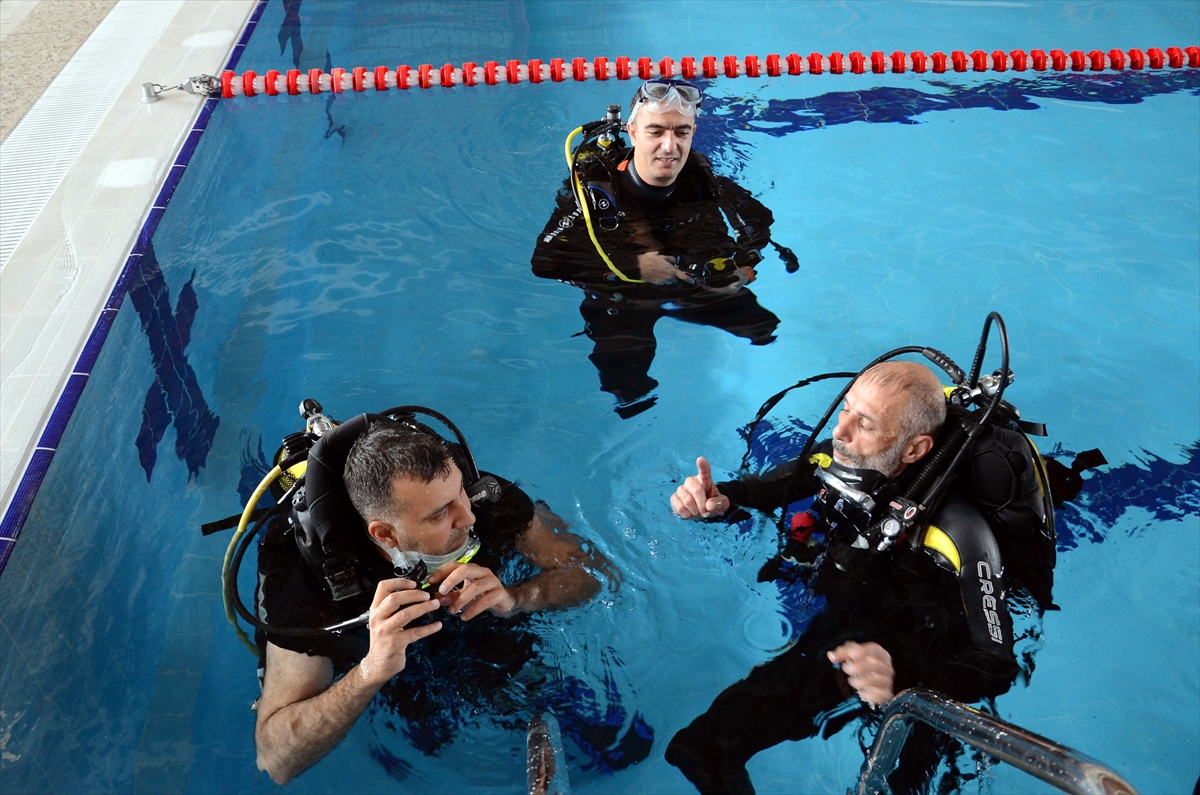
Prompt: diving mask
<box><xmin>630</xmin><ymin>79</ymin><xmax>703</xmax><ymax>123</ymax></box>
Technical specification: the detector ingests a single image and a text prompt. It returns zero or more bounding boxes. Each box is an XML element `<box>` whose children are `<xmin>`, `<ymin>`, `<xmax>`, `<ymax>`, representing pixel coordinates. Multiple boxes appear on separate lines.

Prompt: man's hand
<box><xmin>428</xmin><ymin>562</ymin><xmax>517</xmax><ymax>621</ymax></box>
<box><xmin>696</xmin><ymin>265</ymin><xmax>756</xmax><ymax>296</ymax></box>
<box><xmin>828</xmin><ymin>641</ymin><xmax>895</xmax><ymax>706</ymax></box>
<box><xmin>637</xmin><ymin>252</ymin><xmax>694</xmax><ymax>285</ymax></box>
<box><xmin>671</xmin><ymin>457</ymin><xmax>730</xmax><ymax>519</ymax></box>
<box><xmin>359</xmin><ymin>578</ymin><xmax>443</xmax><ymax>686</ymax></box>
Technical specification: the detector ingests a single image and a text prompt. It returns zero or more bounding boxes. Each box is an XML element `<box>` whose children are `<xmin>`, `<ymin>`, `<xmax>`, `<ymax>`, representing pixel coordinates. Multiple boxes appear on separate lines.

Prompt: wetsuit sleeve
<box><xmin>718</xmin><ymin>458</ymin><xmax>820</xmax><ymax>515</ymax></box>
<box><xmin>890</xmin><ymin>637</ymin><xmax>1020</xmax><ymax>704</ymax></box>
<box><xmin>530</xmin><ymin>179</ymin><xmax>640</xmax><ymax>285</ymax></box>
<box><xmin>712</xmin><ymin>173</ymin><xmax>775</xmax><ymax>267</ymax></box>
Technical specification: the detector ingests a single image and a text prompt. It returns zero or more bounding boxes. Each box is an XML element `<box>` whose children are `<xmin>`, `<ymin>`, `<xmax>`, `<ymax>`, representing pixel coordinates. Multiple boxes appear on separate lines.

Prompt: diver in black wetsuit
<box><xmin>234</xmin><ymin>404</ymin><xmax>651</xmax><ymax>784</ymax></box>
<box><xmin>666</xmin><ymin>349</ymin><xmax>1058</xmax><ymax>794</ymax></box>
<box><xmin>531</xmin><ymin>80</ymin><xmax>796</xmax><ymax>418</ymax></box>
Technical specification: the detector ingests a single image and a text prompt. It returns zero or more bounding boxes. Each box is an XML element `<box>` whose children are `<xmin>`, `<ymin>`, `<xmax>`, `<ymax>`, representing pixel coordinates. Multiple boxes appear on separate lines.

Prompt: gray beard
<box><xmin>832</xmin><ymin>439</ymin><xmax>904</xmax><ymax>478</ymax></box>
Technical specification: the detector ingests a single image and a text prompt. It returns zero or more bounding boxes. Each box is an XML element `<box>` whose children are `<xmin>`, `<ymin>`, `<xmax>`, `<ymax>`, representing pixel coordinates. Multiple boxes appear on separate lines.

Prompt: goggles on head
<box><xmin>638</xmin><ymin>79</ymin><xmax>703</xmax><ymax>104</ymax></box>
<box><xmin>630</xmin><ymin>79</ymin><xmax>703</xmax><ymax>122</ymax></box>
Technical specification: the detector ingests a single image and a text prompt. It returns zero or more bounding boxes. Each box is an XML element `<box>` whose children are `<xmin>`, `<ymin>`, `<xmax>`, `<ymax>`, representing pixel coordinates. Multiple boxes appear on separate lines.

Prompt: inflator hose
<box><xmin>564</xmin><ymin>127</ymin><xmax>645</xmax><ymax>284</ymax></box>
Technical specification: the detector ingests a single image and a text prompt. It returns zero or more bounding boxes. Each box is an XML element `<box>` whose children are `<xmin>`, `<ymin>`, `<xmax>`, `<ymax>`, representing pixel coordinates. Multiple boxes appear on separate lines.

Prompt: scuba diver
<box><xmin>215</xmin><ymin>402</ymin><xmax>651</xmax><ymax>784</ymax></box>
<box><xmin>531</xmin><ymin>79</ymin><xmax>799</xmax><ymax>418</ymax></box>
<box><xmin>665</xmin><ymin>314</ymin><xmax>1060</xmax><ymax>794</ymax></box>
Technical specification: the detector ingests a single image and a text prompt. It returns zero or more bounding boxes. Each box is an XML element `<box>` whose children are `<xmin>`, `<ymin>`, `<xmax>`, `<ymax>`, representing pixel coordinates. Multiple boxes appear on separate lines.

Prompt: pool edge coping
<box><xmin>0</xmin><ymin>0</ymin><xmax>270</xmax><ymax>575</ymax></box>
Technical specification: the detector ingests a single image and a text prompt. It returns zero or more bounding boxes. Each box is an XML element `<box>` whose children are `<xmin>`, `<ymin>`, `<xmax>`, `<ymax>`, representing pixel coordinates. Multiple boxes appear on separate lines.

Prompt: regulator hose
<box><xmin>564</xmin><ymin>126</ymin><xmax>645</xmax><ymax>284</ymax></box>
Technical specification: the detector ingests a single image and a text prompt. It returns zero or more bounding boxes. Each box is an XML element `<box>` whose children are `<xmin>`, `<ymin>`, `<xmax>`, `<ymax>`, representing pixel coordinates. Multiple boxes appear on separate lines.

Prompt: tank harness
<box><xmin>210</xmin><ymin>400</ymin><xmax>500</xmax><ymax>656</ymax></box>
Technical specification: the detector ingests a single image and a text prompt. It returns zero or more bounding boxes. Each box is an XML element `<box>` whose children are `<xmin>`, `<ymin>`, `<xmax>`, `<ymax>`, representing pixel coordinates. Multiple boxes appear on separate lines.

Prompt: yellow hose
<box><xmin>222</xmin><ymin>465</ymin><xmax>283</xmax><ymax>655</ymax></box>
<box><xmin>564</xmin><ymin>127</ymin><xmax>644</xmax><ymax>284</ymax></box>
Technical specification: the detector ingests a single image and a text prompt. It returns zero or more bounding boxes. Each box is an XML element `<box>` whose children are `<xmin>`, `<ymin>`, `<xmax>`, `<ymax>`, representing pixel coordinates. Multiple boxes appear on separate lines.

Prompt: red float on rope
<box><xmin>215</xmin><ymin>44</ymin><xmax>1199</xmax><ymax>101</ymax></box>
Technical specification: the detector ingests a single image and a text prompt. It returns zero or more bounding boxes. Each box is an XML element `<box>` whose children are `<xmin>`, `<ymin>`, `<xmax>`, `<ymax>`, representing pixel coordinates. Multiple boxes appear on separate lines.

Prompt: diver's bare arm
<box><xmin>510</xmin><ymin>504</ymin><xmax>614</xmax><ymax>612</ymax></box>
<box><xmin>254</xmin><ymin>643</ymin><xmax>381</xmax><ymax>785</ymax></box>
<box><xmin>255</xmin><ymin>582</ymin><xmax>442</xmax><ymax>784</ymax></box>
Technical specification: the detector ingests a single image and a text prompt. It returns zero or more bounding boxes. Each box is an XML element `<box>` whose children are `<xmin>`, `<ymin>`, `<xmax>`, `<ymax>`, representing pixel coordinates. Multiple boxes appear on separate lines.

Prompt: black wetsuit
<box><xmin>531</xmin><ymin>149</ymin><xmax>781</xmax><ymax>417</ymax></box>
<box><xmin>255</xmin><ymin>477</ymin><xmax>653</xmax><ymax>769</ymax></box>
<box><xmin>666</xmin><ymin>444</ymin><xmax>1025</xmax><ymax>795</ymax></box>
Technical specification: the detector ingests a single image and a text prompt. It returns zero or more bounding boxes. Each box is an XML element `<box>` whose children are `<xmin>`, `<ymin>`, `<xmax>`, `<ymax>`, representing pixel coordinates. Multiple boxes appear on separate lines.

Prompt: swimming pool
<box><xmin>1</xmin><ymin>1</ymin><xmax>1197</xmax><ymax>793</ymax></box>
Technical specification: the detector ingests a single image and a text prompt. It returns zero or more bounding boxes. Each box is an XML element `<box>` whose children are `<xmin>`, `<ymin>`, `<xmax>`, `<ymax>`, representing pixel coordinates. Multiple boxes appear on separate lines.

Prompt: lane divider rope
<box><xmin>219</xmin><ymin>46</ymin><xmax>1200</xmax><ymax>97</ymax></box>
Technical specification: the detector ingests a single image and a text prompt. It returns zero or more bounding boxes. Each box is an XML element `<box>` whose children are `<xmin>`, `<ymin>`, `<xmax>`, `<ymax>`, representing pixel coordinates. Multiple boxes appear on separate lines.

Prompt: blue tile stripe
<box><xmin>0</xmin><ymin>0</ymin><xmax>269</xmax><ymax>578</ymax></box>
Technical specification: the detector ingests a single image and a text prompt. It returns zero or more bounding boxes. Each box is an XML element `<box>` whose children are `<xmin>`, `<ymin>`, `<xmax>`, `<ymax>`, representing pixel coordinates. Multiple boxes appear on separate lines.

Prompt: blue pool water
<box><xmin>1</xmin><ymin>1</ymin><xmax>1198</xmax><ymax>793</ymax></box>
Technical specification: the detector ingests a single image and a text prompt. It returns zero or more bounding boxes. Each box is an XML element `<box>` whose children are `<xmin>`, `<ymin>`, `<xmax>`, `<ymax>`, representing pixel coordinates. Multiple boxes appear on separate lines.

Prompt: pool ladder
<box><xmin>855</xmin><ymin>689</ymin><xmax>1139</xmax><ymax>795</ymax></box>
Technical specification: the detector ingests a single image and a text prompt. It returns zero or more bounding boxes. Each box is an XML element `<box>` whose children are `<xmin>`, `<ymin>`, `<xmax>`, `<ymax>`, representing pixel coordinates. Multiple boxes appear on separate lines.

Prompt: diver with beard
<box><xmin>665</xmin><ymin>338</ymin><xmax>1059</xmax><ymax>794</ymax></box>
<box><xmin>531</xmin><ymin>79</ymin><xmax>796</xmax><ymax>418</ymax></box>
<box><xmin>229</xmin><ymin>405</ymin><xmax>652</xmax><ymax>784</ymax></box>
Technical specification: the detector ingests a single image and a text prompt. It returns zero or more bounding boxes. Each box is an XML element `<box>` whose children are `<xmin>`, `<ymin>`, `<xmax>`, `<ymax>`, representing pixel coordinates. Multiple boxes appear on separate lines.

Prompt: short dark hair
<box><xmin>343</xmin><ymin>420</ymin><xmax>453</xmax><ymax>523</ymax></box>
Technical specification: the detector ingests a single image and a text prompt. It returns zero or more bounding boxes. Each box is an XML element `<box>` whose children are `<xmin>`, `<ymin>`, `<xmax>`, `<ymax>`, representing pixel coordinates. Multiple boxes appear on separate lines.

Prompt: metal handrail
<box><xmin>855</xmin><ymin>689</ymin><xmax>1138</xmax><ymax>795</ymax></box>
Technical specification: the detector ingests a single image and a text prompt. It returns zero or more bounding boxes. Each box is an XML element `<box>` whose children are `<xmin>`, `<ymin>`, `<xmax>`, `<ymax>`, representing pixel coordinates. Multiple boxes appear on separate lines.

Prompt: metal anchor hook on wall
<box><xmin>140</xmin><ymin>74</ymin><xmax>221</xmax><ymax>103</ymax></box>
